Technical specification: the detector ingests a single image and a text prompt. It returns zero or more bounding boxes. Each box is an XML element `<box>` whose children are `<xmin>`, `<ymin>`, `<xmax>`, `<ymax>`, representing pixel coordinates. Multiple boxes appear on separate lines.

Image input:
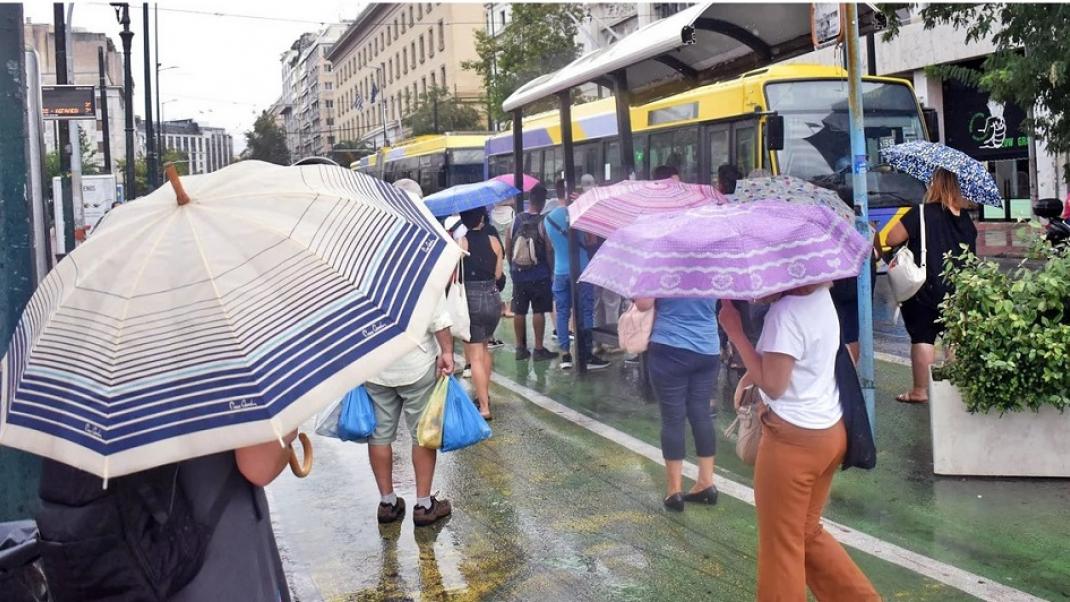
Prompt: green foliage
<box><xmin>403</xmin><ymin>87</ymin><xmax>483</xmax><ymax>136</ymax></box>
<box><xmin>879</xmin><ymin>3</ymin><xmax>1070</xmax><ymax>183</ymax></box>
<box><xmin>922</xmin><ymin>64</ymin><xmax>983</xmax><ymax>89</ymax></box>
<box><xmin>939</xmin><ymin>235</ymin><xmax>1070</xmax><ymax>414</ymax></box>
<box><xmin>330</xmin><ymin>140</ymin><xmax>376</xmax><ymax>167</ymax></box>
<box><xmin>462</xmin><ymin>3</ymin><xmax>585</xmax><ymax>123</ymax></box>
<box><xmin>243</xmin><ymin>110</ymin><xmax>291</xmax><ymax>165</ymax></box>
<box><xmin>45</xmin><ymin>127</ymin><xmax>101</xmax><ymax>180</ymax></box>
<box><xmin>116</xmin><ymin>148</ymin><xmax>188</xmax><ymax>195</ymax></box>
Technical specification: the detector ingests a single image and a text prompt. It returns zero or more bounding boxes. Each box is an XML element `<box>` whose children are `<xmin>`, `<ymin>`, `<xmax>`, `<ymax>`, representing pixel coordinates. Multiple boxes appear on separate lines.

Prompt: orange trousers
<box><xmin>754</xmin><ymin>409</ymin><xmax>880</xmax><ymax>601</ymax></box>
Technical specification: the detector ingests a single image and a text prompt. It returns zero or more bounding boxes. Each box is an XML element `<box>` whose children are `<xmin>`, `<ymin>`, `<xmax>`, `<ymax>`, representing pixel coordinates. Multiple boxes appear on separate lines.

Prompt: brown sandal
<box><xmin>895</xmin><ymin>392</ymin><xmax>928</xmax><ymax>404</ymax></box>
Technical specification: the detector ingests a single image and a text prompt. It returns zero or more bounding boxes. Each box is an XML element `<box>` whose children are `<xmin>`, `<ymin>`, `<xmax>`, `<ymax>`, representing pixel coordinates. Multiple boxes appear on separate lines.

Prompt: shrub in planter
<box><xmin>939</xmin><ymin>240</ymin><xmax>1070</xmax><ymax>414</ymax></box>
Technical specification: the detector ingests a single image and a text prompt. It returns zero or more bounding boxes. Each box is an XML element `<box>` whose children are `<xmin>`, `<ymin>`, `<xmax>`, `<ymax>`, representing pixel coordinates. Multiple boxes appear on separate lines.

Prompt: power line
<box><xmin>141</xmin><ymin>5</ymin><xmax>488</xmax><ymax>28</ymax></box>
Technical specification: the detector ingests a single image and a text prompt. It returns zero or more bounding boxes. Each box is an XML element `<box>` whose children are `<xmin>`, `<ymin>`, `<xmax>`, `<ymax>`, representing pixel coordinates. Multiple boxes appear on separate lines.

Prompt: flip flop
<box><xmin>895</xmin><ymin>393</ymin><xmax>928</xmax><ymax>404</ymax></box>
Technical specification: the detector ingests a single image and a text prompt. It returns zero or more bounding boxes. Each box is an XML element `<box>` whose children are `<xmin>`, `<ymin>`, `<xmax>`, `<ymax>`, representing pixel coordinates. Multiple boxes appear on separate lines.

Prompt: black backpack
<box><xmin>35</xmin><ymin>459</ymin><xmax>241</xmax><ymax>601</ymax></box>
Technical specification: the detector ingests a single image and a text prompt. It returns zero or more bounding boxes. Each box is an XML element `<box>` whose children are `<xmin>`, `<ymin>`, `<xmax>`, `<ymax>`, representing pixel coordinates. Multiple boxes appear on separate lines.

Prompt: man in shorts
<box><xmin>507</xmin><ymin>184</ymin><xmax>557</xmax><ymax>361</ymax></box>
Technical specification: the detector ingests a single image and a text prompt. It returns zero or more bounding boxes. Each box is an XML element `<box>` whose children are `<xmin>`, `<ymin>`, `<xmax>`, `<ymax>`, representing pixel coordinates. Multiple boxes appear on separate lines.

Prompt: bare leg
<box><xmin>910</xmin><ymin>343</ymin><xmax>935</xmax><ymax>399</ymax></box>
<box><xmin>368</xmin><ymin>444</ymin><xmax>395</xmax><ymax>496</ymax></box>
<box><xmin>532</xmin><ymin>313</ymin><xmax>546</xmax><ymax>350</ymax></box>
<box><xmin>513</xmin><ymin>314</ymin><xmax>527</xmax><ymax>350</ymax></box>
<box><xmin>665</xmin><ymin>459</ymin><xmax>684</xmax><ymax>497</ymax></box>
<box><xmin>411</xmin><ymin>445</ymin><xmax>437</xmax><ymax>499</ymax></box>
<box><xmin>467</xmin><ymin>342</ymin><xmax>491</xmax><ymax>415</ymax></box>
<box><xmin>691</xmin><ymin>456</ymin><xmax>715</xmax><ymax>493</ymax></box>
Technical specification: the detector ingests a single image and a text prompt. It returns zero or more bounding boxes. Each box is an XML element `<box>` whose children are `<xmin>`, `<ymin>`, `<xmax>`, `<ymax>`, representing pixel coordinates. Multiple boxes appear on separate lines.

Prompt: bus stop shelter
<box><xmin>501</xmin><ymin>2</ymin><xmax>884</xmax><ymax>375</ymax></box>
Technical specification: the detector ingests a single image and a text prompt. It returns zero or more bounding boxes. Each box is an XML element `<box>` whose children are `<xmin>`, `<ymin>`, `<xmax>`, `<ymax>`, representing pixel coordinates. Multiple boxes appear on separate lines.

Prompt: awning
<box><xmin>502</xmin><ymin>3</ymin><xmax>882</xmax><ymax>112</ymax></box>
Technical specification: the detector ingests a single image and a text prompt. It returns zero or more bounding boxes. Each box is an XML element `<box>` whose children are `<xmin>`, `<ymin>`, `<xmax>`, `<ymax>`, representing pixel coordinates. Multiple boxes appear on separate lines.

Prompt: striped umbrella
<box><xmin>0</xmin><ymin>161</ymin><xmax>461</xmax><ymax>481</ymax></box>
<box><xmin>568</xmin><ymin>179</ymin><xmax>727</xmax><ymax>239</ymax></box>
<box><xmin>423</xmin><ymin>179</ymin><xmax>520</xmax><ymax>217</ymax></box>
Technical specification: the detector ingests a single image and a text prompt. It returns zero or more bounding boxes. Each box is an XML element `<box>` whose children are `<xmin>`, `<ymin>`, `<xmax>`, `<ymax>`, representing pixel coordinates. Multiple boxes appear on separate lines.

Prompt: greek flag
<box><xmin>353</xmin><ymin>93</ymin><xmax>364</xmax><ymax>111</ymax></box>
<box><xmin>370</xmin><ymin>82</ymin><xmax>379</xmax><ymax>105</ymax></box>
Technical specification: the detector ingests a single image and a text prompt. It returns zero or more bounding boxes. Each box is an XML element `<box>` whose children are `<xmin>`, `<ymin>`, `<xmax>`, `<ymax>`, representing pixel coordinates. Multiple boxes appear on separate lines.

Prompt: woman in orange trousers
<box><xmin>720</xmin><ymin>286</ymin><xmax>879</xmax><ymax>601</ymax></box>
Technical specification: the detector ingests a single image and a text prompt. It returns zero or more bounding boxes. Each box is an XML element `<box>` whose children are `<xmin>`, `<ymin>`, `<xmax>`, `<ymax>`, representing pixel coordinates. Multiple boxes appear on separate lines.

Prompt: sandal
<box><xmin>895</xmin><ymin>392</ymin><xmax>928</xmax><ymax>404</ymax></box>
<box><xmin>480</xmin><ymin>412</ymin><xmax>493</xmax><ymax>422</ymax></box>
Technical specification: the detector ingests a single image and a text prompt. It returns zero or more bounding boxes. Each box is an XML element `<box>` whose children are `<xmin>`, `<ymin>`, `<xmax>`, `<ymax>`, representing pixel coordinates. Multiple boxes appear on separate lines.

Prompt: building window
<box><xmin>410</xmin><ymin>42</ymin><xmax>416</xmax><ymax>68</ymax></box>
<box><xmin>421</xmin><ymin>77</ymin><xmax>426</xmax><ymax>97</ymax></box>
<box><xmin>499</xmin><ymin>10</ymin><xmax>506</xmax><ymax>29</ymax></box>
<box><xmin>395</xmin><ymin>53</ymin><xmax>400</xmax><ymax>78</ymax></box>
<box><xmin>438</xmin><ymin>20</ymin><xmax>445</xmax><ymax>51</ymax></box>
<box><xmin>430</xmin><ymin>72</ymin><xmax>436</xmax><ymax>89</ymax></box>
<box><xmin>388</xmin><ymin>59</ymin><xmax>393</xmax><ymax>83</ymax></box>
<box><xmin>405</xmin><ymin>89</ymin><xmax>410</xmax><ymax>114</ymax></box>
<box><xmin>428</xmin><ymin>27</ymin><xmax>434</xmax><ymax>57</ymax></box>
<box><xmin>419</xmin><ymin>36</ymin><xmax>425</xmax><ymax>63</ymax></box>
<box><xmin>409</xmin><ymin>6</ymin><xmax>414</xmax><ymax>27</ymax></box>
<box><xmin>417</xmin><ymin>3</ymin><xmax>422</xmax><ymax>20</ymax></box>
<box><xmin>325</xmin><ymin>82</ymin><xmax>333</xmax><ymax>91</ymax></box>
<box><xmin>393</xmin><ymin>19</ymin><xmax>398</xmax><ymax>39</ymax></box>
<box><xmin>427</xmin><ymin>3</ymin><xmax>432</xmax><ymax>14</ymax></box>
<box><xmin>440</xmin><ymin>65</ymin><xmax>446</xmax><ymax>88</ymax></box>
<box><xmin>403</xmin><ymin>48</ymin><xmax>408</xmax><ymax>74</ymax></box>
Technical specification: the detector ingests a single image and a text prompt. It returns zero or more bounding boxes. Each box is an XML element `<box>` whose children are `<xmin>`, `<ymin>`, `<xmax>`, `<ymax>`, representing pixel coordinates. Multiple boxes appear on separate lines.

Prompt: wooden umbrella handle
<box><xmin>287</xmin><ymin>432</ymin><xmax>313</xmax><ymax>478</ymax></box>
<box><xmin>164</xmin><ymin>162</ymin><xmax>191</xmax><ymax>205</ymax></box>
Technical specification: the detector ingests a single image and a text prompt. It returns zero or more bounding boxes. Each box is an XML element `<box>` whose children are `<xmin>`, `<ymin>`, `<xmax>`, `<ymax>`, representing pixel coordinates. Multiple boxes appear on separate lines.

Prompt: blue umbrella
<box><xmin>880</xmin><ymin>140</ymin><xmax>1002</xmax><ymax>207</ymax></box>
<box><xmin>423</xmin><ymin>180</ymin><xmax>520</xmax><ymax>217</ymax></box>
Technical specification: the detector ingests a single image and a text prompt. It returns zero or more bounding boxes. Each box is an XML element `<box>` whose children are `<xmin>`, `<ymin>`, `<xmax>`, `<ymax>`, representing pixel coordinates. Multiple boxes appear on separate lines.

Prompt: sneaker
<box><xmin>377</xmin><ymin>497</ymin><xmax>406</xmax><ymax>524</ymax></box>
<box><xmin>560</xmin><ymin>353</ymin><xmax>573</xmax><ymax>369</ymax></box>
<box><xmin>413</xmin><ymin>496</ymin><xmax>452</xmax><ymax>527</ymax></box>
<box><xmin>515</xmin><ymin>347</ymin><xmax>531</xmax><ymax>361</ymax></box>
<box><xmin>586</xmin><ymin>356</ymin><xmax>612</xmax><ymax>371</ymax></box>
<box><xmin>462</xmin><ymin>364</ymin><xmax>472</xmax><ymax>378</ymax></box>
<box><xmin>488</xmin><ymin>339</ymin><xmax>505</xmax><ymax>350</ymax></box>
<box><xmin>532</xmin><ymin>348</ymin><xmax>558</xmax><ymax>362</ymax></box>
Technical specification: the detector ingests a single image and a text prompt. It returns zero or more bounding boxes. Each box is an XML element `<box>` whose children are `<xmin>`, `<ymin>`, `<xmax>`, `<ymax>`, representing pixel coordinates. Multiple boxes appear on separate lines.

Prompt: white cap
<box><xmin>393</xmin><ymin>178</ymin><xmax>423</xmax><ymax>200</ymax></box>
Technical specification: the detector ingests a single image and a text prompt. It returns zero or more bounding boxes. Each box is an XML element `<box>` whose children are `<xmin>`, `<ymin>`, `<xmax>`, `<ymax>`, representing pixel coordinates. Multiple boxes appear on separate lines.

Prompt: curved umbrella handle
<box><xmin>287</xmin><ymin>432</ymin><xmax>313</xmax><ymax>478</ymax></box>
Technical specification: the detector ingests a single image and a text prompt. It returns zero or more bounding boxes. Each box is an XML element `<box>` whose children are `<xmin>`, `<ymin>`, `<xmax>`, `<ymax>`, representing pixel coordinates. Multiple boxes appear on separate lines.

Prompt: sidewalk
<box><xmin>976</xmin><ymin>221</ymin><xmax>1037</xmax><ymax>258</ymax></box>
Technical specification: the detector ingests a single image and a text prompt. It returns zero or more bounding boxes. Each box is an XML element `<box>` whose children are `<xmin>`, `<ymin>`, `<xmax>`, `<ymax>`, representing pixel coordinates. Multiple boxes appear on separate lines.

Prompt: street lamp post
<box><xmin>141</xmin><ymin>3</ymin><xmax>155</xmax><ymax>190</ymax></box>
<box><xmin>111</xmin><ymin>3</ymin><xmax>136</xmax><ymax>199</ymax></box>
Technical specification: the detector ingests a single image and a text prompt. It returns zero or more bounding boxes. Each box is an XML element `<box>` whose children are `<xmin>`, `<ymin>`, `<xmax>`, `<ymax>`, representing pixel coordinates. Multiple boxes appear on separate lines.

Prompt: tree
<box><xmin>116</xmin><ymin>148</ymin><xmax>188</xmax><ymax>195</ymax></box>
<box><xmin>330</xmin><ymin>140</ymin><xmax>376</xmax><ymax>167</ymax></box>
<box><xmin>46</xmin><ymin>127</ymin><xmax>101</xmax><ymax>180</ymax></box>
<box><xmin>403</xmin><ymin>87</ymin><xmax>483</xmax><ymax>136</ymax></box>
<box><xmin>881</xmin><ymin>3</ymin><xmax>1070</xmax><ymax>182</ymax></box>
<box><xmin>243</xmin><ymin>110</ymin><xmax>291</xmax><ymax>165</ymax></box>
<box><xmin>462</xmin><ymin>4</ymin><xmax>585</xmax><ymax>123</ymax></box>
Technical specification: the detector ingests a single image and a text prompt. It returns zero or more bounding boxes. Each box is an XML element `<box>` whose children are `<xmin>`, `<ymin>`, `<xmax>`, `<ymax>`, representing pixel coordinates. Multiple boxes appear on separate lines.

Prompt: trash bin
<box><xmin>0</xmin><ymin>520</ymin><xmax>49</xmax><ymax>602</ymax></box>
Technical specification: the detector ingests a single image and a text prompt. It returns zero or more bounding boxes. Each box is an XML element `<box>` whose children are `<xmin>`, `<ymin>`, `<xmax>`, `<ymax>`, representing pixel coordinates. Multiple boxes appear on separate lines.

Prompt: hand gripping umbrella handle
<box><xmin>288</xmin><ymin>432</ymin><xmax>313</xmax><ymax>478</ymax></box>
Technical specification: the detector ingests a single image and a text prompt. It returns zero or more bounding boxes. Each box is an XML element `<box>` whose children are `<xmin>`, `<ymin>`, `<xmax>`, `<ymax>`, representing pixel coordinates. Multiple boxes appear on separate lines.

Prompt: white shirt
<box><xmin>368</xmin><ymin>294</ymin><xmax>452</xmax><ymax>387</ymax></box>
<box><xmin>756</xmin><ymin>287</ymin><xmax>843</xmax><ymax>429</ymax></box>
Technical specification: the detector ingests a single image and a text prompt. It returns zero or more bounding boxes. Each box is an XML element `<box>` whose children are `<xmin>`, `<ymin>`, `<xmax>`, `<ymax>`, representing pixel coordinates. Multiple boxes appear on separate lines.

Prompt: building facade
<box><xmin>24</xmin><ymin>21</ymin><xmax>127</xmax><ymax>172</ymax></box>
<box><xmin>138</xmin><ymin>118</ymin><xmax>233</xmax><ymax>175</ymax></box>
<box><xmin>328</xmin><ymin>3</ymin><xmax>486</xmax><ymax>146</ymax></box>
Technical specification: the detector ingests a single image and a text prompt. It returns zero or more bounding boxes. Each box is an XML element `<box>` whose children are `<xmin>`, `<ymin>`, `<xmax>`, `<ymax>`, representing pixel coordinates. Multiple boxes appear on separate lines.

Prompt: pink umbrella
<box><xmin>492</xmin><ymin>173</ymin><xmax>540</xmax><ymax>192</ymax></box>
<box><xmin>579</xmin><ymin>200</ymin><xmax>870</xmax><ymax>301</ymax></box>
<box><xmin>568</xmin><ymin>179</ymin><xmax>727</xmax><ymax>239</ymax></box>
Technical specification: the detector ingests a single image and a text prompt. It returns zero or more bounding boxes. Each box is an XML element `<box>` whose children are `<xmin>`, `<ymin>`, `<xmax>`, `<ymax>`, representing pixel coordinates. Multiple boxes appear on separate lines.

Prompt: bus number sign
<box><xmin>42</xmin><ymin>85</ymin><xmax>96</xmax><ymax>120</ymax></box>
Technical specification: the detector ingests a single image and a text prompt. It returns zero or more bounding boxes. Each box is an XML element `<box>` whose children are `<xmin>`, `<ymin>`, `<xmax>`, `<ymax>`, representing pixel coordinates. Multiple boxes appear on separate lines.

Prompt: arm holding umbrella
<box><xmin>718</xmin><ymin>301</ymin><xmax>794</xmax><ymax>401</ymax></box>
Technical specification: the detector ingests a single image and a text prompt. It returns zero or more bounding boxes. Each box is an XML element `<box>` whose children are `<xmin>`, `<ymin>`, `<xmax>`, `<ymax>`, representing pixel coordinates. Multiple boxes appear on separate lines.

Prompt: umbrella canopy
<box><xmin>423</xmin><ymin>180</ymin><xmax>520</xmax><ymax>217</ymax></box>
<box><xmin>880</xmin><ymin>140</ymin><xmax>1002</xmax><ymax>207</ymax></box>
<box><xmin>0</xmin><ymin>161</ymin><xmax>461</xmax><ymax>480</ymax></box>
<box><xmin>731</xmin><ymin>175</ymin><xmax>856</xmax><ymax>224</ymax></box>
<box><xmin>492</xmin><ymin>173</ymin><xmax>540</xmax><ymax>193</ymax></box>
<box><xmin>568</xmin><ymin>179</ymin><xmax>727</xmax><ymax>239</ymax></box>
<box><xmin>580</xmin><ymin>200</ymin><xmax>870</xmax><ymax>300</ymax></box>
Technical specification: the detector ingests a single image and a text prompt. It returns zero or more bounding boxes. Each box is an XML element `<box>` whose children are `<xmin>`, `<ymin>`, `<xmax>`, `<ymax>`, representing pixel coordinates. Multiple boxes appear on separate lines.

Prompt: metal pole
<box><xmin>53</xmin><ymin>3</ymin><xmax>74</xmax><ymax>255</ymax></box>
<box><xmin>380</xmin><ymin>65</ymin><xmax>388</xmax><ymax>150</ymax></box>
<box><xmin>154</xmin><ymin>3</ymin><xmax>161</xmax><ymax>176</ymax></box>
<box><xmin>114</xmin><ymin>3</ymin><xmax>136</xmax><ymax>199</ymax></box>
<box><xmin>612</xmin><ymin>70</ymin><xmax>636</xmax><ymax>180</ymax></box>
<box><xmin>142</xmin><ymin>2</ymin><xmax>155</xmax><ymax>190</ymax></box>
<box><xmin>97</xmin><ymin>47</ymin><xmax>112</xmax><ymax>172</ymax></box>
<box><xmin>65</xmin><ymin>4</ymin><xmax>84</xmax><ymax>240</ymax></box>
<box><xmin>845</xmin><ymin>4</ymin><xmax>875</xmax><ymax>430</ymax></box>
<box><xmin>0</xmin><ymin>2</ymin><xmax>42</xmax><ymax>521</ymax></box>
<box><xmin>559</xmin><ymin>90</ymin><xmax>586</xmax><ymax>373</ymax></box>
<box><xmin>512</xmin><ymin>110</ymin><xmax>523</xmax><ymax>213</ymax></box>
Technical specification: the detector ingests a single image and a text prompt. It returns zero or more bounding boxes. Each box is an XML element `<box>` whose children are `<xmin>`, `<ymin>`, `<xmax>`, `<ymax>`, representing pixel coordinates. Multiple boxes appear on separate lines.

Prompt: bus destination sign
<box><xmin>42</xmin><ymin>85</ymin><xmax>96</xmax><ymax>120</ymax></box>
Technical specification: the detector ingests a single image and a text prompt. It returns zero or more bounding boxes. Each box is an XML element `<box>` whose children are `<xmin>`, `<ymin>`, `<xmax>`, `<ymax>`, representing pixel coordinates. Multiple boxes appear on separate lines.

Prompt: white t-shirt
<box><xmin>756</xmin><ymin>287</ymin><xmax>843</xmax><ymax>429</ymax></box>
<box><xmin>368</xmin><ymin>294</ymin><xmax>452</xmax><ymax>387</ymax></box>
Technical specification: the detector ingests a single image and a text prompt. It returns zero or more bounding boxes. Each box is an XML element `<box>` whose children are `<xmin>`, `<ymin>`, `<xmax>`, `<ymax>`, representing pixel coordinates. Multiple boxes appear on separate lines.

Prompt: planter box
<box><xmin>929</xmin><ymin>369</ymin><xmax>1070</xmax><ymax>477</ymax></box>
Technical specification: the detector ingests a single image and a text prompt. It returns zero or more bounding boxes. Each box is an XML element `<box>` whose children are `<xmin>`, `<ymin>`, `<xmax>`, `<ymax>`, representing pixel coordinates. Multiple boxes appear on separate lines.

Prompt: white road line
<box><xmin>875</xmin><ymin>351</ymin><xmax>911</xmax><ymax>366</ymax></box>
<box><xmin>487</xmin><ymin>370</ymin><xmax>1043</xmax><ymax>602</ymax></box>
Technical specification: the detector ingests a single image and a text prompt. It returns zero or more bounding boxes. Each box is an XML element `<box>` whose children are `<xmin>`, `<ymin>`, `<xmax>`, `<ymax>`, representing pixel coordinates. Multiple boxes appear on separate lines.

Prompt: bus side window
<box><xmin>708</xmin><ymin>125</ymin><xmax>731</xmax><ymax>186</ymax></box>
<box><xmin>734</xmin><ymin>124</ymin><xmax>757</xmax><ymax>176</ymax></box>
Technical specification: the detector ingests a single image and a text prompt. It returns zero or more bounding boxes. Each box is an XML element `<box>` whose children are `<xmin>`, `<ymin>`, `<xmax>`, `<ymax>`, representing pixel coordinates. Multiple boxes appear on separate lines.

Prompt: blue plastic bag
<box><xmin>337</xmin><ymin>385</ymin><xmax>377</xmax><ymax>442</ymax></box>
<box><xmin>440</xmin><ymin>376</ymin><xmax>492</xmax><ymax>452</ymax></box>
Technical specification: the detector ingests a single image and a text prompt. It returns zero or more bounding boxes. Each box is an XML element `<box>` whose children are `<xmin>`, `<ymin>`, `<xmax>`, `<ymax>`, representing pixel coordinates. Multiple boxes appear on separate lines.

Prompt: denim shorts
<box><xmin>465</xmin><ymin>279</ymin><xmax>501</xmax><ymax>343</ymax></box>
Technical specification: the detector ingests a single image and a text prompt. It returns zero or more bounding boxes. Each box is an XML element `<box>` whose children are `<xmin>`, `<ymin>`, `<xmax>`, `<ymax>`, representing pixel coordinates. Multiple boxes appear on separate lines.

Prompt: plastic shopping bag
<box><xmin>441</xmin><ymin>376</ymin><xmax>492</xmax><ymax>452</ymax></box>
<box><xmin>314</xmin><ymin>398</ymin><xmax>344</xmax><ymax>439</ymax></box>
<box><xmin>417</xmin><ymin>377</ymin><xmax>448</xmax><ymax>449</ymax></box>
<box><xmin>337</xmin><ymin>385</ymin><xmax>377</xmax><ymax>442</ymax></box>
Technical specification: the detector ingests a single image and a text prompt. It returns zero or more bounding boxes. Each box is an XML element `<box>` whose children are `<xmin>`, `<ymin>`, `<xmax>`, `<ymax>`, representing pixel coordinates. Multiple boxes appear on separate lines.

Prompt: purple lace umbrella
<box><xmin>568</xmin><ymin>179</ymin><xmax>727</xmax><ymax>238</ymax></box>
<box><xmin>579</xmin><ymin>200</ymin><xmax>870</xmax><ymax>300</ymax></box>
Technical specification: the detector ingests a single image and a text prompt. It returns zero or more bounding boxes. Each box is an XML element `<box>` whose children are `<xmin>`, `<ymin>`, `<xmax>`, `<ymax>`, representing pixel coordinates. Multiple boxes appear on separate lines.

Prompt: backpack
<box><xmin>511</xmin><ymin>213</ymin><xmax>544</xmax><ymax>270</ymax></box>
<box><xmin>35</xmin><ymin>458</ymin><xmax>241</xmax><ymax>601</ymax></box>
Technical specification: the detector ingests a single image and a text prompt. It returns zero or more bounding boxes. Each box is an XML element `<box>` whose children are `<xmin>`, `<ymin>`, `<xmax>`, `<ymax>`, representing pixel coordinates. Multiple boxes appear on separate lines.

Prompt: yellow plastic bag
<box><xmin>416</xmin><ymin>377</ymin><xmax>448</xmax><ymax>449</ymax></box>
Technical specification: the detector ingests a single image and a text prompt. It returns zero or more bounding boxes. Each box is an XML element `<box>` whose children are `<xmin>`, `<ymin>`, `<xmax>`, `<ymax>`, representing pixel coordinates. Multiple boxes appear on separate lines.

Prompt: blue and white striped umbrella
<box><xmin>880</xmin><ymin>140</ymin><xmax>1003</xmax><ymax>207</ymax></box>
<box><xmin>423</xmin><ymin>179</ymin><xmax>520</xmax><ymax>217</ymax></box>
<box><xmin>0</xmin><ymin>161</ymin><xmax>461</xmax><ymax>480</ymax></box>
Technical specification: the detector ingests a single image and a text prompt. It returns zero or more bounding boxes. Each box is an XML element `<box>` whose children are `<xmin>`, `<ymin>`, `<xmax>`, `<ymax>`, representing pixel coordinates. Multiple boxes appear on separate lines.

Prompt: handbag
<box><xmin>617</xmin><ymin>304</ymin><xmax>655</xmax><ymax>354</ymax></box>
<box><xmin>723</xmin><ymin>378</ymin><xmax>763</xmax><ymax>466</ymax></box>
<box><xmin>836</xmin><ymin>343</ymin><xmax>877</xmax><ymax>470</ymax></box>
<box><xmin>446</xmin><ymin>260</ymin><xmax>471</xmax><ymax>342</ymax></box>
<box><xmin>887</xmin><ymin>203</ymin><xmax>927</xmax><ymax>303</ymax></box>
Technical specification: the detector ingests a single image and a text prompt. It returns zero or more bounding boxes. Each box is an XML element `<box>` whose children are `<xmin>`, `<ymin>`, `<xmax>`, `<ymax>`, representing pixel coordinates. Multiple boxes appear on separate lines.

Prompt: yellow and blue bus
<box><xmin>485</xmin><ymin>64</ymin><xmax>932</xmax><ymax>248</ymax></box>
<box><xmin>351</xmin><ymin>133</ymin><xmax>490</xmax><ymax>196</ymax></box>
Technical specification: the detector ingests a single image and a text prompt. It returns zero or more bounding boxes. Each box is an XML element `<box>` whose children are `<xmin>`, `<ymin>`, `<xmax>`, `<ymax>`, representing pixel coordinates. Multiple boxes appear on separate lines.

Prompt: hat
<box><xmin>393</xmin><ymin>178</ymin><xmax>423</xmax><ymax>200</ymax></box>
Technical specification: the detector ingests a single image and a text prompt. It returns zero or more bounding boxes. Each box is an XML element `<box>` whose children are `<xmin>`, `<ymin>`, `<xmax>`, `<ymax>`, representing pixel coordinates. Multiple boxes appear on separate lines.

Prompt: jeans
<box><xmin>647</xmin><ymin>342</ymin><xmax>720</xmax><ymax>461</ymax></box>
<box><xmin>552</xmin><ymin>274</ymin><xmax>594</xmax><ymax>357</ymax></box>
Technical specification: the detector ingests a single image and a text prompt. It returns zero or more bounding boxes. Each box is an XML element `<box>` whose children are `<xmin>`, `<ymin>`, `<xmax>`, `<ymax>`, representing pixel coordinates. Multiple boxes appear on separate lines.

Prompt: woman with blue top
<box><xmin>633</xmin><ymin>297</ymin><xmax>720</xmax><ymax>511</ymax></box>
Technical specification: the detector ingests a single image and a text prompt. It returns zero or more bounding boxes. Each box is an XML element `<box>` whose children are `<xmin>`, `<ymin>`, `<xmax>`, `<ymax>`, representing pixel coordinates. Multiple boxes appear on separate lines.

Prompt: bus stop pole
<box><xmin>845</xmin><ymin>4</ymin><xmax>876</xmax><ymax>431</ymax></box>
<box><xmin>512</xmin><ymin>111</ymin><xmax>524</xmax><ymax>213</ymax></box>
<box><xmin>559</xmin><ymin>90</ymin><xmax>586</xmax><ymax>374</ymax></box>
<box><xmin>612</xmin><ymin>70</ymin><xmax>636</xmax><ymax>180</ymax></box>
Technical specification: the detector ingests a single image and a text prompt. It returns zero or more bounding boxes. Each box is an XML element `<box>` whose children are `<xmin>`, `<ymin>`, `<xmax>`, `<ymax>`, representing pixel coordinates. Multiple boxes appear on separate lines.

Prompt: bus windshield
<box><xmin>448</xmin><ymin>149</ymin><xmax>484</xmax><ymax>186</ymax></box>
<box><xmin>765</xmin><ymin>80</ymin><xmax>927</xmax><ymax>206</ymax></box>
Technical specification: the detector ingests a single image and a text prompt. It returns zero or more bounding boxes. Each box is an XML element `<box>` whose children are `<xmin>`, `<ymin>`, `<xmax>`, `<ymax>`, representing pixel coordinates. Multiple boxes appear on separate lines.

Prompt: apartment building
<box><xmin>139</xmin><ymin>118</ymin><xmax>233</xmax><ymax>175</ymax></box>
<box><xmin>328</xmin><ymin>3</ymin><xmax>485</xmax><ymax>146</ymax></box>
